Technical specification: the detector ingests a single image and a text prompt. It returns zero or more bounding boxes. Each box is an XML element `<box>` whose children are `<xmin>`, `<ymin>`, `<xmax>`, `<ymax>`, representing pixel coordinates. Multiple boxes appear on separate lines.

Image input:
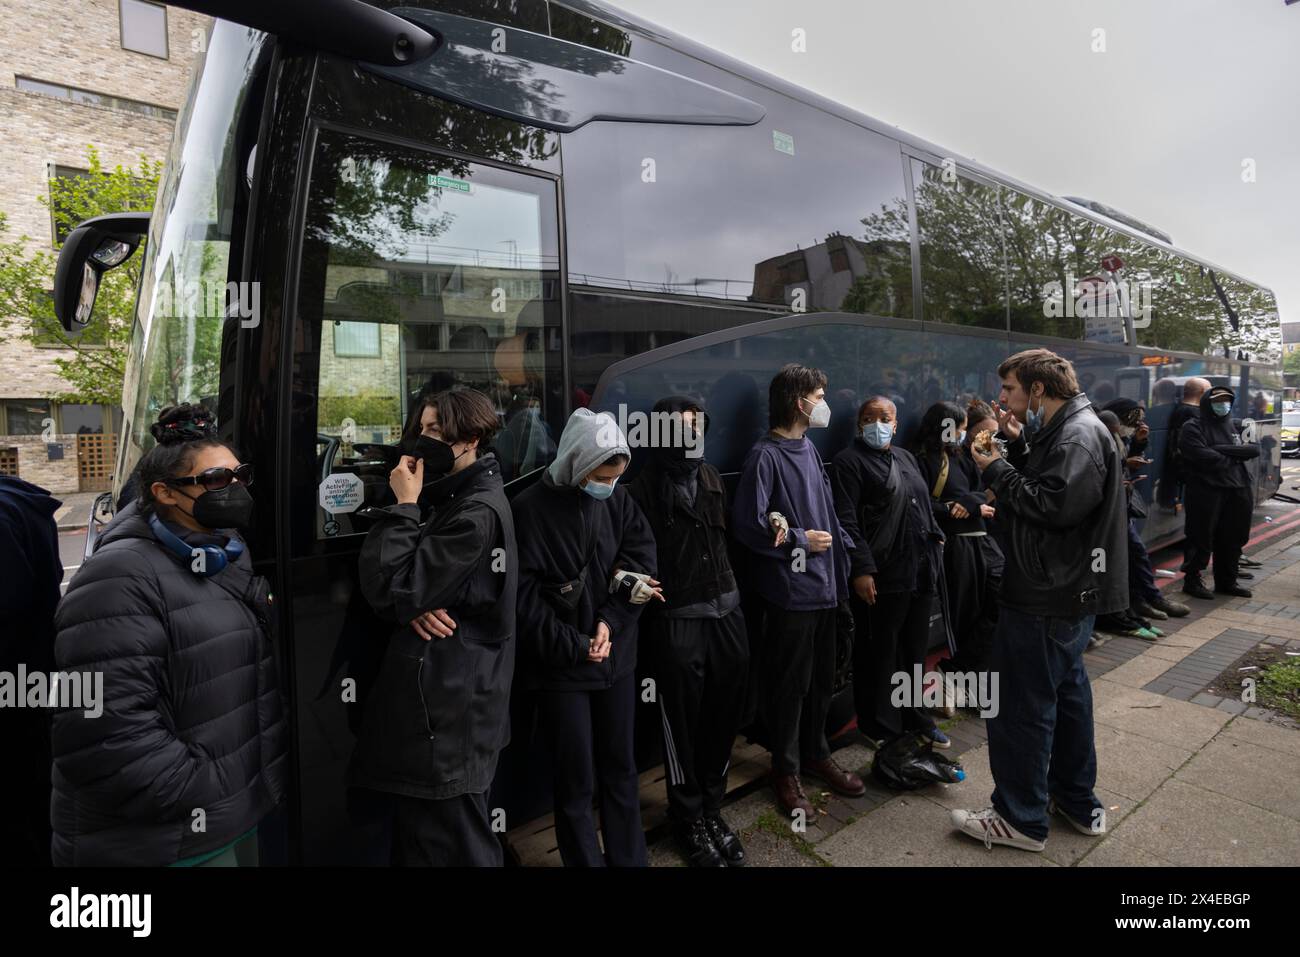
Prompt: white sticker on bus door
<box><xmin>319</xmin><ymin>473</ymin><xmax>364</xmax><ymax>514</ymax></box>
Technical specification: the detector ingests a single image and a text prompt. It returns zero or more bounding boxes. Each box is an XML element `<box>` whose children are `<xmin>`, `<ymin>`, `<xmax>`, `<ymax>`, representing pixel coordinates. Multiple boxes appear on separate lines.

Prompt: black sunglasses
<box><xmin>168</xmin><ymin>463</ymin><xmax>254</xmax><ymax>491</ymax></box>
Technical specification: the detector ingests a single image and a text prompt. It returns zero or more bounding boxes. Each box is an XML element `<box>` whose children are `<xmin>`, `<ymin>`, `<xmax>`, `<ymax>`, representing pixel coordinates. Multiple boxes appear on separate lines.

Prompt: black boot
<box><xmin>703</xmin><ymin>814</ymin><xmax>747</xmax><ymax>867</ymax></box>
<box><xmin>1182</xmin><ymin>574</ymin><xmax>1214</xmax><ymax>600</ymax></box>
<box><xmin>1215</xmin><ymin>582</ymin><xmax>1253</xmax><ymax>598</ymax></box>
<box><xmin>677</xmin><ymin>818</ymin><xmax>725</xmax><ymax>867</ymax></box>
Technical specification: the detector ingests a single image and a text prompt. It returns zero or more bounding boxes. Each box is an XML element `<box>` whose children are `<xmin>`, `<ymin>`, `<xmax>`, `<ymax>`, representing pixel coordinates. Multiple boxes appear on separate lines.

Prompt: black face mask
<box><xmin>182</xmin><ymin>483</ymin><xmax>255</xmax><ymax>530</ymax></box>
<box><xmin>408</xmin><ymin>435</ymin><xmax>465</xmax><ymax>480</ymax></box>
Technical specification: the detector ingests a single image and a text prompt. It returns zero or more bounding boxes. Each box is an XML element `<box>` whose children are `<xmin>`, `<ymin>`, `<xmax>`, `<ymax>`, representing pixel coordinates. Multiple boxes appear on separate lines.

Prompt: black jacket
<box><xmin>916</xmin><ymin>447</ymin><xmax>988</xmax><ymax>537</ymax></box>
<box><xmin>831</xmin><ymin>439</ymin><xmax>942</xmax><ymax>595</ymax></box>
<box><xmin>351</xmin><ymin>454</ymin><xmax>517</xmax><ymax>800</ymax></box>
<box><xmin>0</xmin><ymin>476</ymin><xmax>62</xmax><ymax>675</ymax></box>
<box><xmin>513</xmin><ymin>474</ymin><xmax>657</xmax><ymax>691</ymax></box>
<box><xmin>50</xmin><ymin>502</ymin><xmax>287</xmax><ymax>866</ymax></box>
<box><xmin>1180</xmin><ymin>392</ymin><xmax>1255</xmax><ymax>489</ymax></box>
<box><xmin>982</xmin><ymin>393</ymin><xmax>1129</xmax><ymax>619</ymax></box>
<box><xmin>626</xmin><ymin>460</ymin><xmax>736</xmax><ymax>611</ymax></box>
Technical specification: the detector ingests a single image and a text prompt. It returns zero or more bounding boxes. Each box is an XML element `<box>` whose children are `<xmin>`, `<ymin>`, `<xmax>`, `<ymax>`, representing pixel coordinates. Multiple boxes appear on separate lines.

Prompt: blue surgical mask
<box><xmin>582</xmin><ymin>477</ymin><xmax>617</xmax><ymax>500</ymax></box>
<box><xmin>1024</xmin><ymin>395</ymin><xmax>1045</xmax><ymax>436</ymax></box>
<box><xmin>955</xmin><ymin>429</ymin><xmax>967</xmax><ymax>446</ymax></box>
<box><xmin>1211</xmin><ymin>401</ymin><xmax>1231</xmax><ymax>418</ymax></box>
<box><xmin>862</xmin><ymin>421</ymin><xmax>893</xmax><ymax>449</ymax></box>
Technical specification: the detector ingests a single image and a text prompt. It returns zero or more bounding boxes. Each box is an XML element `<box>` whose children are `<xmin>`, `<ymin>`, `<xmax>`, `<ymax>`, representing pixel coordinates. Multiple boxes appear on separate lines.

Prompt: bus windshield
<box><xmin>117</xmin><ymin>23</ymin><xmax>269</xmax><ymax>492</ymax></box>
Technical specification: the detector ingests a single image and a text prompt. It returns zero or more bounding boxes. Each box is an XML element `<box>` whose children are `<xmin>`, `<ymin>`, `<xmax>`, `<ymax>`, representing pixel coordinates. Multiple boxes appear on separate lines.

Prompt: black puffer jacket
<box><xmin>350</xmin><ymin>455</ymin><xmax>517</xmax><ymax>800</ymax></box>
<box><xmin>1180</xmin><ymin>389</ymin><xmax>1256</xmax><ymax>488</ymax></box>
<box><xmin>981</xmin><ymin>393</ymin><xmax>1128</xmax><ymax>619</ymax></box>
<box><xmin>50</xmin><ymin>502</ymin><xmax>287</xmax><ymax>866</ymax></box>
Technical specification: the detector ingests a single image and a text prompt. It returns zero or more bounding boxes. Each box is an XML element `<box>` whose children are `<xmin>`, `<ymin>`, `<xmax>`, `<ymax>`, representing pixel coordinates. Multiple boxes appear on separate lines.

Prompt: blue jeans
<box><xmin>987</xmin><ymin>605</ymin><xmax>1102</xmax><ymax>841</ymax></box>
<box><xmin>1127</xmin><ymin>519</ymin><xmax>1160</xmax><ymax>605</ymax></box>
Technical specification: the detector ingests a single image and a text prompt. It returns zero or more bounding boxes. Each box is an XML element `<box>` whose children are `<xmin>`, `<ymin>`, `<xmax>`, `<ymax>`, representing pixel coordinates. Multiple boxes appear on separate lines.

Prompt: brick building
<box><xmin>0</xmin><ymin>0</ymin><xmax>208</xmax><ymax>493</ymax></box>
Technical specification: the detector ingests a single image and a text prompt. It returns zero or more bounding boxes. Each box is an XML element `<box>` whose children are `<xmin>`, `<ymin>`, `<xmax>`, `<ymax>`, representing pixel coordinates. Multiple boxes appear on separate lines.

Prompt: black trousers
<box><xmin>853</xmin><ymin>590</ymin><xmax>937</xmax><ymax>737</ymax></box>
<box><xmin>537</xmin><ymin>672</ymin><xmax>647</xmax><ymax>867</ymax></box>
<box><xmin>940</xmin><ymin>534</ymin><xmax>1000</xmax><ymax>674</ymax></box>
<box><xmin>1180</xmin><ymin>483</ymin><xmax>1253</xmax><ymax>588</ymax></box>
<box><xmin>759</xmin><ymin>603</ymin><xmax>836</xmax><ymax>774</ymax></box>
<box><xmin>390</xmin><ymin>790</ymin><xmax>502</xmax><ymax>867</ymax></box>
<box><xmin>651</xmin><ymin>609</ymin><xmax>749</xmax><ymax>823</ymax></box>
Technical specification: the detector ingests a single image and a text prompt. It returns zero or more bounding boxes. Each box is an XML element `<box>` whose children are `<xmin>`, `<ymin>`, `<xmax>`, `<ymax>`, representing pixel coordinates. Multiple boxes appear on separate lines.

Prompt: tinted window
<box><xmin>590</xmin><ymin>317</ymin><xmax>925</xmax><ymax>475</ymax></box>
<box><xmin>1004</xmin><ymin>191</ymin><xmax>1140</xmax><ymax>343</ymax></box>
<box><xmin>569</xmin><ymin>292</ymin><xmax>778</xmax><ymax>401</ymax></box>
<box><xmin>563</xmin><ymin>74</ymin><xmax>911</xmax><ymax>313</ymax></box>
<box><xmin>913</xmin><ymin>161</ymin><xmax>1006</xmax><ymax>330</ymax></box>
<box><xmin>293</xmin><ymin>131</ymin><xmax>564</xmax><ymax>538</ymax></box>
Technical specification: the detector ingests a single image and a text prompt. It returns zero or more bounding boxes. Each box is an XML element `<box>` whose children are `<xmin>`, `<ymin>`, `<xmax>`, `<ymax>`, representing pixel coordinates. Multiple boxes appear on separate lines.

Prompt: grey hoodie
<box><xmin>547</xmin><ymin>408</ymin><xmax>631</xmax><ymax>488</ymax></box>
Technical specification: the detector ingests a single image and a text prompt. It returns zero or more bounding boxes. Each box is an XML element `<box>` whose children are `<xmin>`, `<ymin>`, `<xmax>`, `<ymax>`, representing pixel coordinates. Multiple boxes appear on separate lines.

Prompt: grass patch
<box><xmin>1258</xmin><ymin>660</ymin><xmax>1300</xmax><ymax>718</ymax></box>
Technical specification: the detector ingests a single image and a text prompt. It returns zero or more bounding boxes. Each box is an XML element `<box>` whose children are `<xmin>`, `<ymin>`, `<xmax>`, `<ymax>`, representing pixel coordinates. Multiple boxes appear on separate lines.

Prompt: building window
<box><xmin>3</xmin><ymin>400</ymin><xmax>53</xmax><ymax>436</ymax></box>
<box><xmin>59</xmin><ymin>404</ymin><xmax>107</xmax><ymax>434</ymax></box>
<box><xmin>15</xmin><ymin>76</ymin><xmax>176</xmax><ymax>121</ymax></box>
<box><xmin>120</xmin><ymin>0</ymin><xmax>168</xmax><ymax>59</ymax></box>
<box><xmin>332</xmin><ymin>321</ymin><xmax>382</xmax><ymax>358</ymax></box>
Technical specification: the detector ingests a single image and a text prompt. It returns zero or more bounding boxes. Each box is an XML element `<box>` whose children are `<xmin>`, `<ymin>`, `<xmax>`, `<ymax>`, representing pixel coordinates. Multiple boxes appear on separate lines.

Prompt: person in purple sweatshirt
<box><xmin>732</xmin><ymin>363</ymin><xmax>865</xmax><ymax>819</ymax></box>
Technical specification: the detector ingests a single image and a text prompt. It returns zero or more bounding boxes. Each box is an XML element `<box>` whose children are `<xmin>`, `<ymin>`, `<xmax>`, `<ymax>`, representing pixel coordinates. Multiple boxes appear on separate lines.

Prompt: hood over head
<box><xmin>547</xmin><ymin>408</ymin><xmax>630</xmax><ymax>488</ymax></box>
<box><xmin>1201</xmin><ymin>386</ymin><xmax>1235</xmax><ymax>415</ymax></box>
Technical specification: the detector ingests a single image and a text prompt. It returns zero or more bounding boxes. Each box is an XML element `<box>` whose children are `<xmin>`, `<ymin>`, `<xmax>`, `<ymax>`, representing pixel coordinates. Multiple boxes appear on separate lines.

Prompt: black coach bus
<box><xmin>55</xmin><ymin>0</ymin><xmax>1283</xmax><ymax>864</ymax></box>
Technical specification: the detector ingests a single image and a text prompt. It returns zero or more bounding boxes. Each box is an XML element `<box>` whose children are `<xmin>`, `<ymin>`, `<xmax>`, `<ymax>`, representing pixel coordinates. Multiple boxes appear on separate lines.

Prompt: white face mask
<box><xmin>801</xmin><ymin>396</ymin><xmax>831</xmax><ymax>429</ymax></box>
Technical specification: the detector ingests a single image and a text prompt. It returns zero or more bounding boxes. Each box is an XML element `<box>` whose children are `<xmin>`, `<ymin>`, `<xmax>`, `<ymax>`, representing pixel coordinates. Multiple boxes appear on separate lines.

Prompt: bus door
<box><xmin>280</xmin><ymin>62</ymin><xmax>565</xmax><ymax>862</ymax></box>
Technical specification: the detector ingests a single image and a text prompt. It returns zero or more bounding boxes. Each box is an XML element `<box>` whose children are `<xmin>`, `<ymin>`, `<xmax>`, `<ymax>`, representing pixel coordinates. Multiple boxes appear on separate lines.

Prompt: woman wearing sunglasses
<box><xmin>50</xmin><ymin>403</ymin><xmax>287</xmax><ymax>866</ymax></box>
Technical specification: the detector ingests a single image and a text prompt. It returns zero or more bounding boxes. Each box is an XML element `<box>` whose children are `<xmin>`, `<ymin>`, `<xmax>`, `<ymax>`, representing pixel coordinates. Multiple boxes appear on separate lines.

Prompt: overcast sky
<box><xmin>614</xmin><ymin>0</ymin><xmax>1299</xmax><ymax>326</ymax></box>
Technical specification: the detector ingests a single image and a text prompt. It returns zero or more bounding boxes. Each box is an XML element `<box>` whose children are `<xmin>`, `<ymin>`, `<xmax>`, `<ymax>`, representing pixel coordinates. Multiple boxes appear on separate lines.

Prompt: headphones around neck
<box><xmin>148</xmin><ymin>512</ymin><xmax>244</xmax><ymax>577</ymax></box>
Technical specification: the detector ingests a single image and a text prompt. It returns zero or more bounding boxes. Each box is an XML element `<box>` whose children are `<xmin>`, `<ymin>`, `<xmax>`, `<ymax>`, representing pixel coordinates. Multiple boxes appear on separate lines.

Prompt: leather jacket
<box><xmin>981</xmin><ymin>393</ymin><xmax>1129</xmax><ymax>619</ymax></box>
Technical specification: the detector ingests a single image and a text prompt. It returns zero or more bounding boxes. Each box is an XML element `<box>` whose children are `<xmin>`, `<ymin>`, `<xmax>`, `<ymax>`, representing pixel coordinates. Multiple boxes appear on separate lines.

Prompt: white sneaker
<box><xmin>1048</xmin><ymin>797</ymin><xmax>1106</xmax><ymax>836</ymax></box>
<box><xmin>951</xmin><ymin>807</ymin><xmax>1046</xmax><ymax>852</ymax></box>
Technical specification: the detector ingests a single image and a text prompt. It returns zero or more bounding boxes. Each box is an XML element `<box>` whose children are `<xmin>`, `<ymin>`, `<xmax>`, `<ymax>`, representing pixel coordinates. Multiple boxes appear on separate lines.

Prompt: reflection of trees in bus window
<box><xmin>910</xmin><ymin>162</ymin><xmax>1006</xmax><ymax>330</ymax></box>
<box><xmin>294</xmin><ymin>130</ymin><xmax>562</xmax><ymax>530</ymax></box>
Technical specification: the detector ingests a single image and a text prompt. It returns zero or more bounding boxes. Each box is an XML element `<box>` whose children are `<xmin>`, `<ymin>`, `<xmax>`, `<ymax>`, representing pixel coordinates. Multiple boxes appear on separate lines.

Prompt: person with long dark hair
<box><xmin>350</xmin><ymin>387</ymin><xmax>518</xmax><ymax>866</ymax></box>
<box><xmin>910</xmin><ymin>400</ymin><xmax>1002</xmax><ymax>709</ymax></box>
<box><xmin>51</xmin><ymin>404</ymin><xmax>286</xmax><ymax>866</ymax></box>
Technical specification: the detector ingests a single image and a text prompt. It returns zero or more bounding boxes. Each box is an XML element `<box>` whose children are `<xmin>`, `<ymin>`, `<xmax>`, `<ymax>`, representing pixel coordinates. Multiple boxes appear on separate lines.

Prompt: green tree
<box><xmin>0</xmin><ymin>145</ymin><xmax>161</xmax><ymax>406</ymax></box>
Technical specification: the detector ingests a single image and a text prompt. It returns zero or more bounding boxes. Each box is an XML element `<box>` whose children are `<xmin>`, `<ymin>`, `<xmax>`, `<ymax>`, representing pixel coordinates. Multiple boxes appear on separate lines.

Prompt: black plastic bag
<box><xmin>871</xmin><ymin>733</ymin><xmax>966</xmax><ymax>790</ymax></box>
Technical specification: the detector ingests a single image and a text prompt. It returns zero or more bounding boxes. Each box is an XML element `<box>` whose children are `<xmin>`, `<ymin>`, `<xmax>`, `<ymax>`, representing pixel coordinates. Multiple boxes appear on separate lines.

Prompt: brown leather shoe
<box><xmin>801</xmin><ymin>757</ymin><xmax>867</xmax><ymax>798</ymax></box>
<box><xmin>769</xmin><ymin>772</ymin><xmax>815</xmax><ymax>817</ymax></box>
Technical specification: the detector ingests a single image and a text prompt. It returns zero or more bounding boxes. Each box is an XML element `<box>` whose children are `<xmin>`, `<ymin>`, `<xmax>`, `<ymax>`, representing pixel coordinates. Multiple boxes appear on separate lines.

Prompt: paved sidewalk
<box><xmin>651</xmin><ymin>515</ymin><xmax>1300</xmax><ymax>868</ymax></box>
<box><xmin>52</xmin><ymin>491</ymin><xmax>102</xmax><ymax>530</ymax></box>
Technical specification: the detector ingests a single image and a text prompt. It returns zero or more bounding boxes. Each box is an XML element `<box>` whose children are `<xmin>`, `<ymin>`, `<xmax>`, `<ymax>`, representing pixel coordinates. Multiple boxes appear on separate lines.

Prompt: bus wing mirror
<box><xmin>53</xmin><ymin>212</ymin><xmax>149</xmax><ymax>333</ymax></box>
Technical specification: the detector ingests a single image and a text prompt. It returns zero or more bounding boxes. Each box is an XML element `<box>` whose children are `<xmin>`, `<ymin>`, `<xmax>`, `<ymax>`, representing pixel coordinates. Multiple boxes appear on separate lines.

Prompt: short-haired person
<box><xmin>627</xmin><ymin>396</ymin><xmax>749</xmax><ymax>867</ymax></box>
<box><xmin>350</xmin><ymin>387</ymin><xmax>518</xmax><ymax>866</ymax></box>
<box><xmin>51</xmin><ymin>405</ymin><xmax>287</xmax><ymax>866</ymax></box>
<box><xmin>952</xmin><ymin>349</ymin><xmax>1128</xmax><ymax>851</ymax></box>
<box><xmin>513</xmin><ymin>409</ymin><xmax>661</xmax><ymax>866</ymax></box>
<box><xmin>732</xmin><ymin>364</ymin><xmax>864</xmax><ymax>818</ymax></box>
<box><xmin>832</xmin><ymin>396</ymin><xmax>950</xmax><ymax>748</ymax></box>
<box><xmin>1159</xmin><ymin>377</ymin><xmax>1211</xmax><ymax>511</ymax></box>
<box><xmin>1178</xmin><ymin>385</ymin><xmax>1259</xmax><ymax>601</ymax></box>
